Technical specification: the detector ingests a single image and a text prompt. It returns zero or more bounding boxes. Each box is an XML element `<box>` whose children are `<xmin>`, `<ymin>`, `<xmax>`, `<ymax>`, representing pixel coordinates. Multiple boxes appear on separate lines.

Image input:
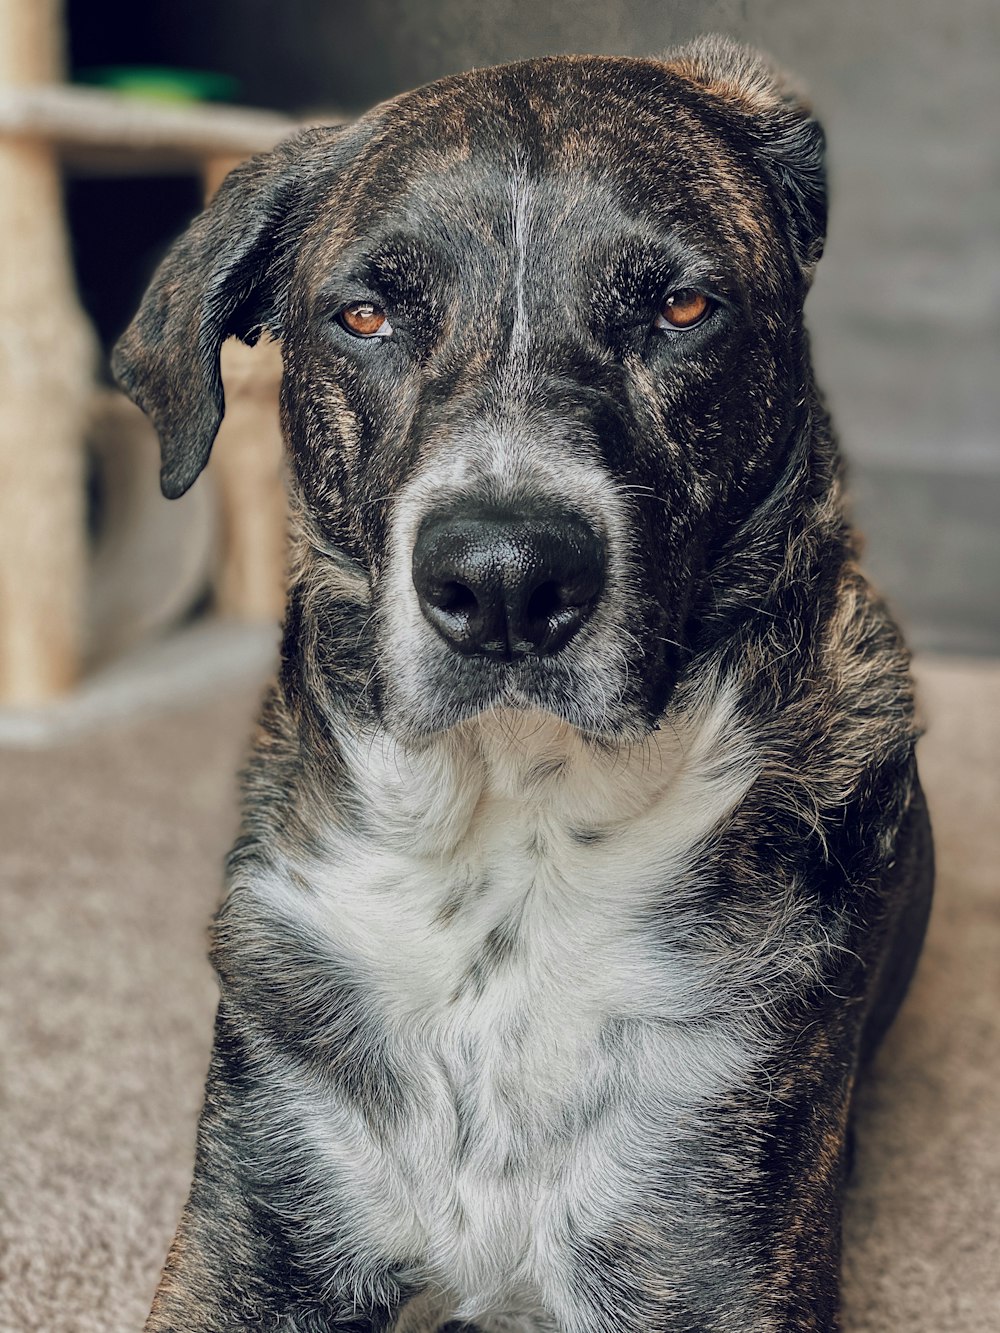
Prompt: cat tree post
<box><xmin>0</xmin><ymin>0</ymin><xmax>95</xmax><ymax>703</ymax></box>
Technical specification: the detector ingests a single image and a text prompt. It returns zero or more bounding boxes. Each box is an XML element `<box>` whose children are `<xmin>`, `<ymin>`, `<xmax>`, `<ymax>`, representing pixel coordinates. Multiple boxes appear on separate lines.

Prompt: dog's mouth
<box><xmin>380</xmin><ymin>619</ymin><xmax>652</xmax><ymax>745</ymax></box>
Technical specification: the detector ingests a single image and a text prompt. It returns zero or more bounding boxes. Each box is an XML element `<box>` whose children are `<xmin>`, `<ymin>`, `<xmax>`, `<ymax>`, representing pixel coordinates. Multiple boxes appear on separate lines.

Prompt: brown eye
<box><xmin>338</xmin><ymin>302</ymin><xmax>393</xmax><ymax>338</ymax></box>
<box><xmin>656</xmin><ymin>289</ymin><xmax>712</xmax><ymax>330</ymax></box>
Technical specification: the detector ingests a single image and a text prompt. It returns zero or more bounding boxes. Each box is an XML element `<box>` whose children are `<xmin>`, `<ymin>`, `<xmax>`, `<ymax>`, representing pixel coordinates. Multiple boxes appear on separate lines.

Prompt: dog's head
<box><xmin>113</xmin><ymin>37</ymin><xmax>827</xmax><ymax>743</ymax></box>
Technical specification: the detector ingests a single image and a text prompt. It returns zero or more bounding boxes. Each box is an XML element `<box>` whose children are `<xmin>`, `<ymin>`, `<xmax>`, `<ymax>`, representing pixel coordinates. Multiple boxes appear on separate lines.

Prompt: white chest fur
<box><xmin>244</xmin><ymin>685</ymin><xmax>764</xmax><ymax>1327</ymax></box>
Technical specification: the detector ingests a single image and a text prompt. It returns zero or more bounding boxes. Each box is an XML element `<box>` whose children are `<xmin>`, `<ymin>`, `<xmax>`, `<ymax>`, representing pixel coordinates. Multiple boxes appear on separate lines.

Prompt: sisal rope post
<box><xmin>0</xmin><ymin>0</ymin><xmax>96</xmax><ymax>702</ymax></box>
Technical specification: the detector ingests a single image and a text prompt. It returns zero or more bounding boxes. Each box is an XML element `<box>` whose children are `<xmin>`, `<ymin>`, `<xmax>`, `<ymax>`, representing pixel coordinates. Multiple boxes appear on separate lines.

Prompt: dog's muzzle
<box><xmin>411</xmin><ymin>503</ymin><xmax>606</xmax><ymax>660</ymax></box>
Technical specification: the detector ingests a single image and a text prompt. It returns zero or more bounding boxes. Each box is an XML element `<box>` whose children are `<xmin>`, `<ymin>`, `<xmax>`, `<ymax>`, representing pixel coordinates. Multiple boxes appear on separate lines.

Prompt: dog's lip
<box><xmin>404</xmin><ymin>700</ymin><xmax>654</xmax><ymax>748</ymax></box>
<box><xmin>397</xmin><ymin>651</ymin><xmax>650</xmax><ymax>743</ymax></box>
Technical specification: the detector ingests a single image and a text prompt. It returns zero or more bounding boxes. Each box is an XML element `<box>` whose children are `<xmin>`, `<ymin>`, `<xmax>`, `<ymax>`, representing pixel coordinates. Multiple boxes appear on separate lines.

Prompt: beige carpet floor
<box><xmin>1</xmin><ymin>656</ymin><xmax>998</xmax><ymax>1333</ymax></box>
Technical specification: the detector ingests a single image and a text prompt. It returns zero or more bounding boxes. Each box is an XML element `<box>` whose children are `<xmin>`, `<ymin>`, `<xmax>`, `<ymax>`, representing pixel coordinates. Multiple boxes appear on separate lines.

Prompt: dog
<box><xmin>113</xmin><ymin>35</ymin><xmax>934</xmax><ymax>1333</ymax></box>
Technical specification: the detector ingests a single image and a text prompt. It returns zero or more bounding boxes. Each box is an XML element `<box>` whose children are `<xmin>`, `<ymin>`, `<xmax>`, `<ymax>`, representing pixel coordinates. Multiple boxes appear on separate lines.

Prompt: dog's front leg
<box><xmin>145</xmin><ymin>1015</ymin><xmax>408</xmax><ymax>1333</ymax></box>
<box><xmin>706</xmin><ymin>1051</ymin><xmax>852</xmax><ymax>1333</ymax></box>
<box><xmin>568</xmin><ymin>1037</ymin><xmax>853</xmax><ymax>1333</ymax></box>
<box><xmin>145</xmin><ymin>1181</ymin><xmax>404</xmax><ymax>1333</ymax></box>
<box><xmin>707</xmin><ymin>1041</ymin><xmax>854</xmax><ymax>1333</ymax></box>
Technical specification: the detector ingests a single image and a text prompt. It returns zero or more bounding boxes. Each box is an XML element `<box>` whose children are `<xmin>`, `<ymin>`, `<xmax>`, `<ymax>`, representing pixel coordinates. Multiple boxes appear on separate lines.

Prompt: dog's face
<box><xmin>114</xmin><ymin>39</ymin><xmax>826</xmax><ymax>742</ymax></box>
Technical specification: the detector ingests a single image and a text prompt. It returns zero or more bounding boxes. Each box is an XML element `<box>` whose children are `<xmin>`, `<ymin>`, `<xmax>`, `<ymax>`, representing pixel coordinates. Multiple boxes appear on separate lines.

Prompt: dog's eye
<box><xmin>338</xmin><ymin>302</ymin><xmax>393</xmax><ymax>339</ymax></box>
<box><xmin>655</xmin><ymin>289</ymin><xmax>712</xmax><ymax>331</ymax></box>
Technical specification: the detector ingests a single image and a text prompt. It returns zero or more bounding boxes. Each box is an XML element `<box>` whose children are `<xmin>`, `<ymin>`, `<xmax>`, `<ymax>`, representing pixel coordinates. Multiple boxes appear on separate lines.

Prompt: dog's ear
<box><xmin>112</xmin><ymin>126</ymin><xmax>346</xmax><ymax>499</ymax></box>
<box><xmin>664</xmin><ymin>35</ymin><xmax>827</xmax><ymax>279</ymax></box>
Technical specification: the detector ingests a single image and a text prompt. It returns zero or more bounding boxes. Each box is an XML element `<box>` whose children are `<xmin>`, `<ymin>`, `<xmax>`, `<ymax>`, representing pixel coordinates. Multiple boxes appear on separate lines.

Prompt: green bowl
<box><xmin>77</xmin><ymin>66</ymin><xmax>240</xmax><ymax>105</ymax></box>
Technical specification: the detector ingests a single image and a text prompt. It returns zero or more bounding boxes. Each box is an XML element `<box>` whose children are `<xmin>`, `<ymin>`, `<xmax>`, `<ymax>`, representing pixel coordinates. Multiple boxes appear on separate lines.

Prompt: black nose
<box><xmin>412</xmin><ymin>505</ymin><xmax>606</xmax><ymax>659</ymax></box>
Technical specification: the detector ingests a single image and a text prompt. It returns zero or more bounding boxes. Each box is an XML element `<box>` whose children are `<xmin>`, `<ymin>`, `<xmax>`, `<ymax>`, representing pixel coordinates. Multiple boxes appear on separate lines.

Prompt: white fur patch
<box><xmin>242</xmin><ymin>675</ymin><xmax>771</xmax><ymax>1329</ymax></box>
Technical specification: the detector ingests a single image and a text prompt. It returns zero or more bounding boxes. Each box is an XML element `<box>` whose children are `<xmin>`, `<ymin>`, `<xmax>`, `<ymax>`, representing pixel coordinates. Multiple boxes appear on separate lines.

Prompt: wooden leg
<box><xmin>0</xmin><ymin>136</ymin><xmax>95</xmax><ymax>703</ymax></box>
<box><xmin>212</xmin><ymin>335</ymin><xmax>287</xmax><ymax>621</ymax></box>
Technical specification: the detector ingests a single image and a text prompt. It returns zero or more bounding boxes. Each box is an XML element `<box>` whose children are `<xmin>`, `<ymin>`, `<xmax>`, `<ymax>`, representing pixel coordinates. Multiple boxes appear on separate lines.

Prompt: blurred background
<box><xmin>0</xmin><ymin>0</ymin><xmax>996</xmax><ymax>732</ymax></box>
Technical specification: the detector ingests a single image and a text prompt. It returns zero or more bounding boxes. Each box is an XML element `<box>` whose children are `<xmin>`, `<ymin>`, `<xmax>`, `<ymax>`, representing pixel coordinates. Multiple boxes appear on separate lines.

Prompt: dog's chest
<box><xmin>372</xmin><ymin>817</ymin><xmax>648</xmax><ymax>1314</ymax></box>
<box><xmin>255</xmin><ymin>705</ymin><xmax>760</xmax><ymax>1318</ymax></box>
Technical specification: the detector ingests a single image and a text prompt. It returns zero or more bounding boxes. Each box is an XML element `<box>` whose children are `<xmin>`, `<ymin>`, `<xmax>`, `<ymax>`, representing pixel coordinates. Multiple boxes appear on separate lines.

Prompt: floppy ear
<box><xmin>664</xmin><ymin>35</ymin><xmax>827</xmax><ymax>278</ymax></box>
<box><xmin>112</xmin><ymin>126</ymin><xmax>345</xmax><ymax>499</ymax></box>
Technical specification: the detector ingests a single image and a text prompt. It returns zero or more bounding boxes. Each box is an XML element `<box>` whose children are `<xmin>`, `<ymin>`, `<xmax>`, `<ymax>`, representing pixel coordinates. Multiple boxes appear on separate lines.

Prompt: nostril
<box><xmin>525</xmin><ymin>579</ymin><xmax>563</xmax><ymax>622</ymax></box>
<box><xmin>518</xmin><ymin>563</ymin><xmax>603</xmax><ymax>655</ymax></box>
<box><xmin>436</xmin><ymin>581</ymin><xmax>478</xmax><ymax>615</ymax></box>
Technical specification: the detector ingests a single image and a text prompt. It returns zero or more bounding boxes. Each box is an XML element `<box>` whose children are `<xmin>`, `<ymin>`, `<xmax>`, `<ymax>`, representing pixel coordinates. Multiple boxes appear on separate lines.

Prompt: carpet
<box><xmin>1</xmin><ymin>656</ymin><xmax>997</xmax><ymax>1332</ymax></box>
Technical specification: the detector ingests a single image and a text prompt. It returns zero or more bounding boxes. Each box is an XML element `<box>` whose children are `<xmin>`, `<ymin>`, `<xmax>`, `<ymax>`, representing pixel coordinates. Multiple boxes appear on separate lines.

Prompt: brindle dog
<box><xmin>114</xmin><ymin>36</ymin><xmax>933</xmax><ymax>1333</ymax></box>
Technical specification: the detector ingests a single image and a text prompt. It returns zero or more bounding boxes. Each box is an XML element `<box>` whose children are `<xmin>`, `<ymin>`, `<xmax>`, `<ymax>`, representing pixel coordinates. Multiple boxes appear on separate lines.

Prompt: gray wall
<box><xmin>101</xmin><ymin>0</ymin><xmax>1000</xmax><ymax>653</ymax></box>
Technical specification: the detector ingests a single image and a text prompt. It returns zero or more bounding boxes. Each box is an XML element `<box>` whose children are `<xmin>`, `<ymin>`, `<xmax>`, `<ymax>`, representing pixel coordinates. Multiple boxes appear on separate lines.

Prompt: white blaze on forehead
<box><xmin>509</xmin><ymin>167</ymin><xmax>534</xmax><ymax>359</ymax></box>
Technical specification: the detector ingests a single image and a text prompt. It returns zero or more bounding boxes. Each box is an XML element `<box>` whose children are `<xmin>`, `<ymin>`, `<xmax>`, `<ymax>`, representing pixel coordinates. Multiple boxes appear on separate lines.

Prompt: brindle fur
<box><xmin>114</xmin><ymin>36</ymin><xmax>933</xmax><ymax>1333</ymax></box>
